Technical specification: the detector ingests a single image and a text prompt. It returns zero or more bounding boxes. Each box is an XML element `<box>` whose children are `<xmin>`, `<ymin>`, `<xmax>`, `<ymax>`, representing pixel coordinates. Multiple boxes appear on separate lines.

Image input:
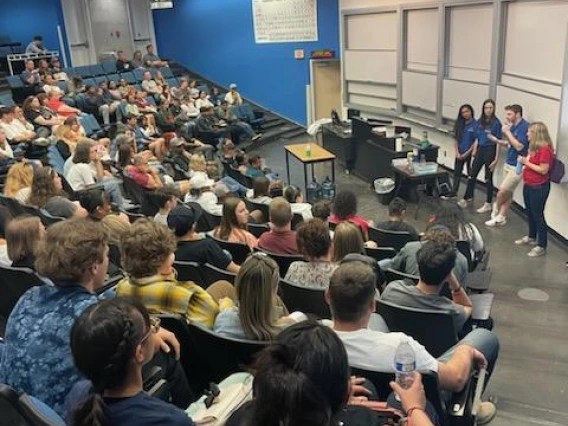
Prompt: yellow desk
<box><xmin>284</xmin><ymin>143</ymin><xmax>336</xmax><ymax>195</ymax></box>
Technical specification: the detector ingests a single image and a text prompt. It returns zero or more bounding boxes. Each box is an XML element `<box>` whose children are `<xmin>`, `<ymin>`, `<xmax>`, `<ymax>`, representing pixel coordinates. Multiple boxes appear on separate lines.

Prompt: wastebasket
<box><xmin>374</xmin><ymin>178</ymin><xmax>395</xmax><ymax>205</ymax></box>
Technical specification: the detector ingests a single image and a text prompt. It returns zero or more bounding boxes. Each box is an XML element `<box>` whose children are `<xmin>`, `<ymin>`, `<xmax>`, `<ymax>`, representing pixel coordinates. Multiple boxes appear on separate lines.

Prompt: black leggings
<box><xmin>451</xmin><ymin>155</ymin><xmax>472</xmax><ymax>196</ymax></box>
<box><xmin>463</xmin><ymin>145</ymin><xmax>497</xmax><ymax>203</ymax></box>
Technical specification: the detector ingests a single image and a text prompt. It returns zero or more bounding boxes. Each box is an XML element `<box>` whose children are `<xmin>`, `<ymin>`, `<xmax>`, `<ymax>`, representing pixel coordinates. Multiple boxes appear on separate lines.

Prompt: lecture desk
<box><xmin>284</xmin><ymin>143</ymin><xmax>336</xmax><ymax>196</ymax></box>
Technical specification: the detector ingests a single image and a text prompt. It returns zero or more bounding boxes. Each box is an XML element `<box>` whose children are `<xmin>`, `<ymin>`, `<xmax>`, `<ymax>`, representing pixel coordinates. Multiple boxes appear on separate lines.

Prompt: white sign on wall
<box><xmin>252</xmin><ymin>0</ymin><xmax>318</xmax><ymax>44</ymax></box>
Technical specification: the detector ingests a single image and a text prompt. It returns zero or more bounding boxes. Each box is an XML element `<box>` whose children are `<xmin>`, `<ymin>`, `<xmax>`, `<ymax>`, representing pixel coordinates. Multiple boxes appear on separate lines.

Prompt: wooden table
<box><xmin>391</xmin><ymin>162</ymin><xmax>449</xmax><ymax>219</ymax></box>
<box><xmin>284</xmin><ymin>143</ymin><xmax>336</xmax><ymax>196</ymax></box>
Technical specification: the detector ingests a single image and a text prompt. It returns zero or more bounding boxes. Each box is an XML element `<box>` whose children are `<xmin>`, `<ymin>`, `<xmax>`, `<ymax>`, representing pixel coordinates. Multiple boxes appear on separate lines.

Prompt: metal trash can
<box><xmin>374</xmin><ymin>178</ymin><xmax>395</xmax><ymax>205</ymax></box>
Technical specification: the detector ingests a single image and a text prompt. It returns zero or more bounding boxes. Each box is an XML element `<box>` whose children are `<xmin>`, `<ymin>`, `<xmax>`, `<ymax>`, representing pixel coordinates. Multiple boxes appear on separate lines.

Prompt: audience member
<box><xmin>327</xmin><ymin>261</ymin><xmax>498</xmax><ymax>424</ymax></box>
<box><xmin>153</xmin><ymin>185</ymin><xmax>180</xmax><ymax>225</ymax></box>
<box><xmin>132</xmin><ymin>50</ymin><xmax>144</xmax><ymax>68</ymax></box>
<box><xmin>215</xmin><ymin>100</ymin><xmax>260</xmax><ymax>141</ymax></box>
<box><xmin>141</xmin><ymin>71</ymin><xmax>164</xmax><ymax>103</ymax></box>
<box><xmin>376</xmin><ymin>197</ymin><xmax>420</xmax><ymax>240</ymax></box>
<box><xmin>143</xmin><ymin>44</ymin><xmax>168</xmax><ymax>68</ymax></box>
<box><xmin>187</xmin><ymin>173</ymin><xmax>223</xmax><ymax>215</ymax></box>
<box><xmin>82</xmin><ymin>85</ymin><xmax>113</xmax><ymax>126</ymax></box>
<box><xmin>214</xmin><ymin>254</ymin><xmax>301</xmax><ymax>340</ymax></box>
<box><xmin>381</xmin><ymin>240</ymin><xmax>473</xmax><ymax>334</ymax></box>
<box><xmin>26</xmin><ymin>35</ymin><xmax>47</xmax><ymax>53</ymax></box>
<box><xmin>381</xmin><ymin>225</ymin><xmax>468</xmax><ymax>284</ymax></box>
<box><xmin>77</xmin><ymin>187</ymin><xmax>129</xmax><ymax>224</ymax></box>
<box><xmin>0</xmin><ymin>128</ymin><xmax>14</xmax><ymax>169</ymax></box>
<box><xmin>195</xmin><ymin>91</ymin><xmax>214</xmax><ymax>110</ymax></box>
<box><xmin>28</xmin><ymin>167</ymin><xmax>88</xmax><ymax>219</ymax></box>
<box><xmin>332</xmin><ymin>221</ymin><xmax>366</xmax><ymax>261</ymax></box>
<box><xmin>225</xmin><ymin>83</ymin><xmax>243</xmax><ymax>106</ymax></box>
<box><xmin>213</xmin><ymin>197</ymin><xmax>258</xmax><ymax>249</ymax></box>
<box><xmin>6</xmin><ymin>215</ymin><xmax>45</xmax><ymax>269</ymax></box>
<box><xmin>115</xmin><ymin>50</ymin><xmax>134</xmax><ymax>72</ymax></box>
<box><xmin>68</xmin><ymin>298</ymin><xmax>194</xmax><ymax>426</ymax></box>
<box><xmin>258</xmin><ymin>197</ymin><xmax>299</xmax><ymax>255</ymax></box>
<box><xmin>4</xmin><ymin>162</ymin><xmax>34</xmax><ymax>202</ymax></box>
<box><xmin>248</xmin><ymin>176</ymin><xmax>272</xmax><ymax>206</ymax></box>
<box><xmin>116</xmin><ymin>219</ymin><xmax>225</xmax><ymax>328</ymax></box>
<box><xmin>285</xmin><ymin>219</ymin><xmax>337</xmax><ymax>289</ymax></box>
<box><xmin>23</xmin><ymin>95</ymin><xmax>63</xmax><ymax>137</ymax></box>
<box><xmin>20</xmin><ymin>60</ymin><xmax>41</xmax><ymax>88</ymax></box>
<box><xmin>46</xmin><ymin>90</ymin><xmax>82</xmax><ymax>118</ymax></box>
<box><xmin>283</xmin><ymin>185</ymin><xmax>313</xmax><ymax>220</ymax></box>
<box><xmin>245</xmin><ymin>155</ymin><xmax>265</xmax><ymax>178</ymax></box>
<box><xmin>126</xmin><ymin>153</ymin><xmax>164</xmax><ymax>190</ymax></box>
<box><xmin>168</xmin><ymin>204</ymin><xmax>239</xmax><ymax>273</ymax></box>
<box><xmin>330</xmin><ymin>190</ymin><xmax>373</xmax><ymax>240</ymax></box>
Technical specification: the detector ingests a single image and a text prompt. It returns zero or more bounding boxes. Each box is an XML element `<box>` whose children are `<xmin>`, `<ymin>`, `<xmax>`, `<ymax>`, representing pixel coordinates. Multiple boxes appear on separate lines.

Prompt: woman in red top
<box><xmin>516</xmin><ymin>122</ymin><xmax>554</xmax><ymax>257</ymax></box>
<box><xmin>329</xmin><ymin>190</ymin><xmax>373</xmax><ymax>240</ymax></box>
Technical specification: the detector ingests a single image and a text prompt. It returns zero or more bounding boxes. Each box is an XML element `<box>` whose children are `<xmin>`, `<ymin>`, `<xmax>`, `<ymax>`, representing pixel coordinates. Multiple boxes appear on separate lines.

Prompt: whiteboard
<box><xmin>252</xmin><ymin>0</ymin><xmax>318</xmax><ymax>43</ymax></box>
<box><xmin>406</xmin><ymin>8</ymin><xmax>439</xmax><ymax>73</ymax></box>
<box><xmin>447</xmin><ymin>4</ymin><xmax>492</xmax><ymax>84</ymax></box>
<box><xmin>347</xmin><ymin>82</ymin><xmax>397</xmax><ymax>100</ymax></box>
<box><xmin>402</xmin><ymin>71</ymin><xmax>437</xmax><ymax>112</ymax></box>
<box><xmin>346</xmin><ymin>12</ymin><xmax>397</xmax><ymax>50</ymax></box>
<box><xmin>504</xmin><ymin>1</ymin><xmax>568</xmax><ymax>84</ymax></box>
<box><xmin>344</xmin><ymin>50</ymin><xmax>397</xmax><ymax>84</ymax></box>
<box><xmin>442</xmin><ymin>79</ymin><xmax>489</xmax><ymax>120</ymax></box>
<box><xmin>496</xmin><ymin>85</ymin><xmax>560</xmax><ymax>145</ymax></box>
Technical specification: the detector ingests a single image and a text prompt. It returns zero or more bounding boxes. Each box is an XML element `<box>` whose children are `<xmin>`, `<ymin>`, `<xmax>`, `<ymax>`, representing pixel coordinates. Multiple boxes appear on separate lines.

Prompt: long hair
<box><xmin>6</xmin><ymin>216</ymin><xmax>42</xmax><ymax>264</ymax></box>
<box><xmin>528</xmin><ymin>122</ymin><xmax>554</xmax><ymax>153</ymax></box>
<box><xmin>4</xmin><ymin>163</ymin><xmax>34</xmax><ymax>198</ymax></box>
<box><xmin>433</xmin><ymin>201</ymin><xmax>473</xmax><ymax>241</ymax></box>
<box><xmin>332</xmin><ymin>221</ymin><xmax>364</xmax><ymax>261</ymax></box>
<box><xmin>22</xmin><ymin>96</ymin><xmax>37</xmax><ymax>113</ymax></box>
<box><xmin>73</xmin><ymin>140</ymin><xmax>92</xmax><ymax>164</ymax></box>
<box><xmin>70</xmin><ymin>298</ymin><xmax>150</xmax><ymax>426</ymax></box>
<box><xmin>453</xmin><ymin>104</ymin><xmax>475</xmax><ymax>141</ymax></box>
<box><xmin>478</xmin><ymin>99</ymin><xmax>497</xmax><ymax>129</ymax></box>
<box><xmin>28</xmin><ymin>167</ymin><xmax>63</xmax><ymax>208</ymax></box>
<box><xmin>236</xmin><ymin>255</ymin><xmax>280</xmax><ymax>341</ymax></box>
<box><xmin>215</xmin><ymin>197</ymin><xmax>247</xmax><ymax>241</ymax></box>
<box><xmin>250</xmin><ymin>321</ymin><xmax>349</xmax><ymax>426</ymax></box>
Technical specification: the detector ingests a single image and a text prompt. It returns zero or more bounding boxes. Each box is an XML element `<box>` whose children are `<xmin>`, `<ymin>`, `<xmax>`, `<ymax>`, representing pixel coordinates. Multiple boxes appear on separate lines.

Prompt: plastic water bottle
<box><xmin>307</xmin><ymin>177</ymin><xmax>322</xmax><ymax>203</ymax></box>
<box><xmin>305</xmin><ymin>144</ymin><xmax>312</xmax><ymax>157</ymax></box>
<box><xmin>515</xmin><ymin>159</ymin><xmax>523</xmax><ymax>175</ymax></box>
<box><xmin>321</xmin><ymin>176</ymin><xmax>336</xmax><ymax>200</ymax></box>
<box><xmin>394</xmin><ymin>336</ymin><xmax>416</xmax><ymax>390</ymax></box>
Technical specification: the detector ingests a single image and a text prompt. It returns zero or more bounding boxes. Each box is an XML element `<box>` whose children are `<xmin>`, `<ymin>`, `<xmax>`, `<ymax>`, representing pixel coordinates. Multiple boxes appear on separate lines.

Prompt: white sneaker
<box><xmin>477</xmin><ymin>401</ymin><xmax>497</xmax><ymax>425</ymax></box>
<box><xmin>457</xmin><ymin>199</ymin><xmax>469</xmax><ymax>208</ymax></box>
<box><xmin>477</xmin><ymin>203</ymin><xmax>493</xmax><ymax>214</ymax></box>
<box><xmin>491</xmin><ymin>203</ymin><xmax>499</xmax><ymax>219</ymax></box>
<box><xmin>515</xmin><ymin>236</ymin><xmax>537</xmax><ymax>245</ymax></box>
<box><xmin>528</xmin><ymin>246</ymin><xmax>546</xmax><ymax>257</ymax></box>
<box><xmin>485</xmin><ymin>215</ymin><xmax>507</xmax><ymax>227</ymax></box>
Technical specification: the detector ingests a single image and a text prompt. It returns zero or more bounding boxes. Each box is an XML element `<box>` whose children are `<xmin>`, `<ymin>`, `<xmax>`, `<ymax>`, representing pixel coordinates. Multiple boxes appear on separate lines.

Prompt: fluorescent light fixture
<box><xmin>151</xmin><ymin>1</ymin><xmax>173</xmax><ymax>9</ymax></box>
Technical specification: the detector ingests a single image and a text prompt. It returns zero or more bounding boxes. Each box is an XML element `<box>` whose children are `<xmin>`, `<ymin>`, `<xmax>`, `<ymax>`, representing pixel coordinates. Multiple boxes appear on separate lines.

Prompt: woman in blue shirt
<box><xmin>449</xmin><ymin>104</ymin><xmax>477</xmax><ymax>197</ymax></box>
<box><xmin>458</xmin><ymin>99</ymin><xmax>502</xmax><ymax>213</ymax></box>
<box><xmin>69</xmin><ymin>297</ymin><xmax>194</xmax><ymax>426</ymax></box>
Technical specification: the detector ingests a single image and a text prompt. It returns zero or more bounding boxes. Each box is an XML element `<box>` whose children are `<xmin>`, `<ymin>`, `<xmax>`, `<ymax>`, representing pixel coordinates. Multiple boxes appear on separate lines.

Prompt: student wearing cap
<box><xmin>168</xmin><ymin>205</ymin><xmax>240</xmax><ymax>273</ymax></box>
<box><xmin>186</xmin><ymin>173</ymin><xmax>223</xmax><ymax>216</ymax></box>
<box><xmin>225</xmin><ymin>84</ymin><xmax>243</xmax><ymax>106</ymax></box>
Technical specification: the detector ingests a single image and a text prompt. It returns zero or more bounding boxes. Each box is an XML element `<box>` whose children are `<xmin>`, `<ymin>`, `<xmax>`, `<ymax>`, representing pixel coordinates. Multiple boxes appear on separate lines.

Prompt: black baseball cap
<box><xmin>167</xmin><ymin>205</ymin><xmax>201</xmax><ymax>237</ymax></box>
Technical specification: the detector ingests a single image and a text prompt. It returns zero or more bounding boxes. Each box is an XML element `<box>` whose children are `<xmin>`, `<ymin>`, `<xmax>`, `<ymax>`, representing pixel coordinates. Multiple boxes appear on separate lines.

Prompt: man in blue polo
<box><xmin>485</xmin><ymin>104</ymin><xmax>529</xmax><ymax>227</ymax></box>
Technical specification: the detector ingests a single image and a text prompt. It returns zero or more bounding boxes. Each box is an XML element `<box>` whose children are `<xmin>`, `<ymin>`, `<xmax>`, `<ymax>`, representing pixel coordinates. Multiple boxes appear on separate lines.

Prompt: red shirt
<box><xmin>258</xmin><ymin>230</ymin><xmax>299</xmax><ymax>255</ymax></box>
<box><xmin>45</xmin><ymin>98</ymin><xmax>76</xmax><ymax>118</ymax></box>
<box><xmin>126</xmin><ymin>165</ymin><xmax>151</xmax><ymax>189</ymax></box>
<box><xmin>329</xmin><ymin>214</ymin><xmax>370</xmax><ymax>234</ymax></box>
<box><xmin>523</xmin><ymin>145</ymin><xmax>554</xmax><ymax>186</ymax></box>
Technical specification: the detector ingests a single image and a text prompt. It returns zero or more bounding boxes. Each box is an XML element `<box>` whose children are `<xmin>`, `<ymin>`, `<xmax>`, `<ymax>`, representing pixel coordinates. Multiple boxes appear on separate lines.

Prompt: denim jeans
<box><xmin>523</xmin><ymin>181</ymin><xmax>551</xmax><ymax>248</ymax></box>
<box><xmin>463</xmin><ymin>145</ymin><xmax>497</xmax><ymax>203</ymax></box>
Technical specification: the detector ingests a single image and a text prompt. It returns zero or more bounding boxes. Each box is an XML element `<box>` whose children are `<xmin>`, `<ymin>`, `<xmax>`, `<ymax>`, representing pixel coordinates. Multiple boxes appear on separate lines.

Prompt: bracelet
<box><xmin>451</xmin><ymin>286</ymin><xmax>462</xmax><ymax>294</ymax></box>
<box><xmin>406</xmin><ymin>406</ymin><xmax>426</xmax><ymax>417</ymax></box>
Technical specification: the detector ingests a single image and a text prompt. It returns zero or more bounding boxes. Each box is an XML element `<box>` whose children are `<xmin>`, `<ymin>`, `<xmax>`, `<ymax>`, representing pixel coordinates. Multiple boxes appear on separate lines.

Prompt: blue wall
<box><xmin>0</xmin><ymin>0</ymin><xmax>70</xmax><ymax>64</ymax></box>
<box><xmin>152</xmin><ymin>0</ymin><xmax>340</xmax><ymax>126</ymax></box>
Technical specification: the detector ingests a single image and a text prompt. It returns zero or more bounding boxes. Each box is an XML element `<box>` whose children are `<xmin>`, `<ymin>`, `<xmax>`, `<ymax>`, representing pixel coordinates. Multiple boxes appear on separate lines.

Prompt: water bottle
<box><xmin>305</xmin><ymin>143</ymin><xmax>312</xmax><ymax>157</ymax></box>
<box><xmin>306</xmin><ymin>177</ymin><xmax>322</xmax><ymax>203</ymax></box>
<box><xmin>321</xmin><ymin>176</ymin><xmax>336</xmax><ymax>200</ymax></box>
<box><xmin>515</xmin><ymin>159</ymin><xmax>523</xmax><ymax>175</ymax></box>
<box><xmin>421</xmin><ymin>131</ymin><xmax>431</xmax><ymax>148</ymax></box>
<box><xmin>394</xmin><ymin>336</ymin><xmax>416</xmax><ymax>390</ymax></box>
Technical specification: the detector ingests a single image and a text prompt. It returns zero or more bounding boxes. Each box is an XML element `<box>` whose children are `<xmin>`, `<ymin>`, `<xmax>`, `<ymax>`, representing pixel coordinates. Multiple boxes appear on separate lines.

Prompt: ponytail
<box><xmin>70</xmin><ymin>392</ymin><xmax>108</xmax><ymax>426</ymax></box>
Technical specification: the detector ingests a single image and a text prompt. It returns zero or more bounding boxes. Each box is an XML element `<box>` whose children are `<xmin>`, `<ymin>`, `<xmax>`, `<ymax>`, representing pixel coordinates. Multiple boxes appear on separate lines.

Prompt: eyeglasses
<box><xmin>140</xmin><ymin>316</ymin><xmax>160</xmax><ymax>344</ymax></box>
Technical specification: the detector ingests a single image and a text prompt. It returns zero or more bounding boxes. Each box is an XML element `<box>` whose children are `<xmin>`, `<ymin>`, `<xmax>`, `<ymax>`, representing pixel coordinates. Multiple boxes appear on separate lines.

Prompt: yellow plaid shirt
<box><xmin>116</xmin><ymin>274</ymin><xmax>219</xmax><ymax>328</ymax></box>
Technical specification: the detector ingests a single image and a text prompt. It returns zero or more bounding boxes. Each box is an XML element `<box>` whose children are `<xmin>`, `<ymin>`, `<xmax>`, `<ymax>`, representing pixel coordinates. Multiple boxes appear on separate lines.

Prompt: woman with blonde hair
<box><xmin>213</xmin><ymin>197</ymin><xmax>258</xmax><ymax>249</ymax></box>
<box><xmin>4</xmin><ymin>162</ymin><xmax>34</xmax><ymax>202</ymax></box>
<box><xmin>214</xmin><ymin>254</ymin><xmax>298</xmax><ymax>340</ymax></box>
<box><xmin>6</xmin><ymin>215</ymin><xmax>45</xmax><ymax>269</ymax></box>
<box><xmin>332</xmin><ymin>221</ymin><xmax>365</xmax><ymax>261</ymax></box>
<box><xmin>515</xmin><ymin>121</ymin><xmax>555</xmax><ymax>257</ymax></box>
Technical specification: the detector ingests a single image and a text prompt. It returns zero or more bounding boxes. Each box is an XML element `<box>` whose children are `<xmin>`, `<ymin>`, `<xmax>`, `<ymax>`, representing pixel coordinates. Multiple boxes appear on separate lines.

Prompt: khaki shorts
<box><xmin>500</xmin><ymin>163</ymin><xmax>522</xmax><ymax>192</ymax></box>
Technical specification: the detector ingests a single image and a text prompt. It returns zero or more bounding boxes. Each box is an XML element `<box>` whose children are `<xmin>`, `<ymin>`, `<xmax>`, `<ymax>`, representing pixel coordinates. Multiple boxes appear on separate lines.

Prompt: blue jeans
<box><xmin>100</xmin><ymin>179</ymin><xmax>124</xmax><ymax>210</ymax></box>
<box><xmin>219</xmin><ymin>176</ymin><xmax>248</xmax><ymax>197</ymax></box>
<box><xmin>523</xmin><ymin>182</ymin><xmax>550</xmax><ymax>248</ymax></box>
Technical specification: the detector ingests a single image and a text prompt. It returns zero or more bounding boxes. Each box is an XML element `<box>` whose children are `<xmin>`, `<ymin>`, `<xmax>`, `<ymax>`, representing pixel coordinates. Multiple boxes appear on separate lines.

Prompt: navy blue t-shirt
<box><xmin>105</xmin><ymin>391</ymin><xmax>194</xmax><ymax>426</ymax></box>
<box><xmin>457</xmin><ymin>119</ymin><xmax>478</xmax><ymax>154</ymax></box>
<box><xmin>505</xmin><ymin>118</ymin><xmax>530</xmax><ymax>166</ymax></box>
<box><xmin>477</xmin><ymin>118</ymin><xmax>502</xmax><ymax>147</ymax></box>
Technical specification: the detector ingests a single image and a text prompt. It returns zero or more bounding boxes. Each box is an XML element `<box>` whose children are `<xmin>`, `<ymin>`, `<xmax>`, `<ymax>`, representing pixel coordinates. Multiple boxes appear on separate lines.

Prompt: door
<box><xmin>310</xmin><ymin>60</ymin><xmax>342</xmax><ymax>123</ymax></box>
<box><xmin>128</xmin><ymin>0</ymin><xmax>158</xmax><ymax>54</ymax></box>
<box><xmin>61</xmin><ymin>0</ymin><xmax>97</xmax><ymax>66</ymax></box>
<box><xmin>88</xmin><ymin>0</ymin><xmax>134</xmax><ymax>61</ymax></box>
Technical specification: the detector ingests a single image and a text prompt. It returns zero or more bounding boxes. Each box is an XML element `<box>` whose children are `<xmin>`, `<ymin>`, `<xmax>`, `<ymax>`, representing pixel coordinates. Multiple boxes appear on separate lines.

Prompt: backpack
<box><xmin>550</xmin><ymin>156</ymin><xmax>566</xmax><ymax>184</ymax></box>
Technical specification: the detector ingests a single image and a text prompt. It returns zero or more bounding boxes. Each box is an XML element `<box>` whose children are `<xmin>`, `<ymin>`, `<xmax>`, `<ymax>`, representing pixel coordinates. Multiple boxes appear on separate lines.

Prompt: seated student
<box><xmin>6</xmin><ymin>216</ymin><xmax>45</xmax><ymax>269</ymax></box>
<box><xmin>77</xmin><ymin>187</ymin><xmax>130</xmax><ymax>224</ymax></box>
<box><xmin>26</xmin><ymin>36</ymin><xmax>47</xmax><ymax>54</ymax></box>
<box><xmin>81</xmin><ymin>85</ymin><xmax>113</xmax><ymax>126</ymax></box>
<box><xmin>332</xmin><ymin>221</ymin><xmax>377</xmax><ymax>262</ymax></box>
<box><xmin>381</xmin><ymin>240</ymin><xmax>474</xmax><ymax>335</ymax></box>
<box><xmin>312</xmin><ymin>199</ymin><xmax>333</xmax><ymax>236</ymax></box>
<box><xmin>329</xmin><ymin>190</ymin><xmax>373</xmax><ymax>240</ymax></box>
<box><xmin>141</xmin><ymin>71</ymin><xmax>164</xmax><ymax>103</ymax></box>
<box><xmin>4</xmin><ymin>162</ymin><xmax>34</xmax><ymax>203</ymax></box>
<box><xmin>214</xmin><ymin>254</ymin><xmax>303</xmax><ymax>340</ymax></box>
<box><xmin>46</xmin><ymin>90</ymin><xmax>82</xmax><ymax>118</ymax></box>
<box><xmin>283</xmin><ymin>185</ymin><xmax>313</xmax><ymax>220</ymax></box>
<box><xmin>66</xmin><ymin>139</ymin><xmax>125</xmax><ymax>209</ymax></box>
<box><xmin>327</xmin><ymin>261</ymin><xmax>499</xmax><ymax>424</ymax></box>
<box><xmin>380</xmin><ymin>225</ymin><xmax>469</xmax><ymax>285</ymax></box>
<box><xmin>143</xmin><ymin>44</ymin><xmax>168</xmax><ymax>68</ymax></box>
<box><xmin>153</xmin><ymin>185</ymin><xmax>181</xmax><ymax>225</ymax></box>
<box><xmin>168</xmin><ymin>204</ymin><xmax>239</xmax><ymax>273</ymax></box>
<box><xmin>135</xmin><ymin>114</ymin><xmax>166</xmax><ymax>158</ymax></box>
<box><xmin>376</xmin><ymin>197</ymin><xmax>420</xmax><ymax>241</ymax></box>
<box><xmin>195</xmin><ymin>91</ymin><xmax>214</xmax><ymax>110</ymax></box>
<box><xmin>20</xmin><ymin>60</ymin><xmax>42</xmax><ymax>88</ymax></box>
<box><xmin>116</xmin><ymin>219</ymin><xmax>228</xmax><ymax>328</ymax></box>
<box><xmin>23</xmin><ymin>95</ymin><xmax>64</xmax><ymax>138</ymax></box>
<box><xmin>284</xmin><ymin>219</ymin><xmax>337</xmax><ymax>289</ymax></box>
<box><xmin>0</xmin><ymin>106</ymin><xmax>38</xmax><ymax>150</ymax></box>
<box><xmin>68</xmin><ymin>298</ymin><xmax>194</xmax><ymax>426</ymax></box>
<box><xmin>245</xmin><ymin>155</ymin><xmax>265</xmax><ymax>178</ymax></box>
<box><xmin>258</xmin><ymin>197</ymin><xmax>299</xmax><ymax>255</ymax></box>
<box><xmin>126</xmin><ymin>153</ymin><xmax>164</xmax><ymax>190</ymax></box>
<box><xmin>187</xmin><ymin>173</ymin><xmax>224</xmax><ymax>216</ymax></box>
<box><xmin>224</xmin><ymin>83</ymin><xmax>243</xmax><ymax>106</ymax></box>
<box><xmin>248</xmin><ymin>176</ymin><xmax>272</xmax><ymax>205</ymax></box>
<box><xmin>0</xmin><ymin>220</ymin><xmax>188</xmax><ymax>417</ymax></box>
<box><xmin>215</xmin><ymin>100</ymin><xmax>261</xmax><ymax>141</ymax></box>
<box><xmin>115</xmin><ymin>49</ymin><xmax>134</xmax><ymax>72</ymax></box>
<box><xmin>213</xmin><ymin>197</ymin><xmax>259</xmax><ymax>249</ymax></box>
<box><xmin>28</xmin><ymin>167</ymin><xmax>88</xmax><ymax>219</ymax></box>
